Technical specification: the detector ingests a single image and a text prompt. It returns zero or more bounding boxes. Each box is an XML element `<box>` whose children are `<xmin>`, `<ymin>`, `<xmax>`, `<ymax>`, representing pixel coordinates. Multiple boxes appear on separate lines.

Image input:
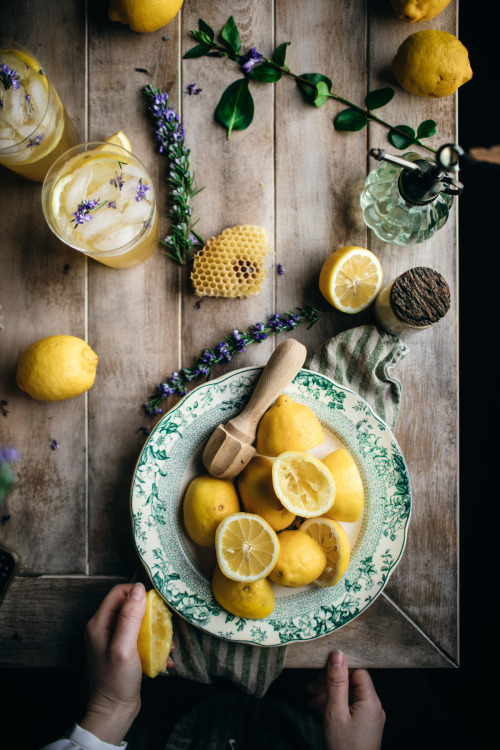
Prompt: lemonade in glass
<box><xmin>0</xmin><ymin>40</ymin><xmax>78</xmax><ymax>182</ymax></box>
<box><xmin>41</xmin><ymin>142</ymin><xmax>158</xmax><ymax>268</ymax></box>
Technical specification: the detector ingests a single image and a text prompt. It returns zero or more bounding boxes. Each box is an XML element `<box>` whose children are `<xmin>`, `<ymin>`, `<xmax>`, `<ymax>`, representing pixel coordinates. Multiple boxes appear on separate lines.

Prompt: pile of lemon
<box><xmin>183</xmin><ymin>395</ymin><xmax>364</xmax><ymax>620</ymax></box>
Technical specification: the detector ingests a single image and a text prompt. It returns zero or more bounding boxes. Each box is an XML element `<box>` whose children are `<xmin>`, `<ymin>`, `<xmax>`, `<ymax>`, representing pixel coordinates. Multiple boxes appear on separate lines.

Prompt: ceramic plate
<box><xmin>131</xmin><ymin>367</ymin><xmax>411</xmax><ymax>646</ymax></box>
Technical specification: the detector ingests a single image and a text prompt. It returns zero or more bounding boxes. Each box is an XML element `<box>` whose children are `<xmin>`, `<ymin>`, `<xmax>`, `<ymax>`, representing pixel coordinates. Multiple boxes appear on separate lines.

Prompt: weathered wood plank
<box><xmin>0</xmin><ymin>0</ymin><xmax>88</xmax><ymax>575</ymax></box>
<box><xmin>367</xmin><ymin>0</ymin><xmax>459</xmax><ymax>661</ymax></box>
<box><xmin>86</xmin><ymin>1</ymin><xmax>182</xmax><ymax>574</ymax></box>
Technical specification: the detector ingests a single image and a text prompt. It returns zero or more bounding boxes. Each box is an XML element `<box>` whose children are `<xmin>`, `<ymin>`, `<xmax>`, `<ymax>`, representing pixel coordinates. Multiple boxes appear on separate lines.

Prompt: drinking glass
<box><xmin>0</xmin><ymin>40</ymin><xmax>78</xmax><ymax>182</ymax></box>
<box><xmin>41</xmin><ymin>141</ymin><xmax>158</xmax><ymax>268</ymax></box>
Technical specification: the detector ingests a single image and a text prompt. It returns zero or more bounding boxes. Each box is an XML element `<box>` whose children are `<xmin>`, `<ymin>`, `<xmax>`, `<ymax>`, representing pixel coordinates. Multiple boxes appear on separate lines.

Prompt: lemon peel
<box><xmin>300</xmin><ymin>517</ymin><xmax>351</xmax><ymax>587</ymax></box>
<box><xmin>137</xmin><ymin>589</ymin><xmax>173</xmax><ymax>678</ymax></box>
<box><xmin>108</xmin><ymin>0</ymin><xmax>184</xmax><ymax>33</ymax></box>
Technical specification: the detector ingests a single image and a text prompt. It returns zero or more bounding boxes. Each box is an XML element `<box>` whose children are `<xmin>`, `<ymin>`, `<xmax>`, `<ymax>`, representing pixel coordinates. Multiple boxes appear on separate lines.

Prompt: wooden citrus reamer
<box><xmin>202</xmin><ymin>338</ymin><xmax>307</xmax><ymax>479</ymax></box>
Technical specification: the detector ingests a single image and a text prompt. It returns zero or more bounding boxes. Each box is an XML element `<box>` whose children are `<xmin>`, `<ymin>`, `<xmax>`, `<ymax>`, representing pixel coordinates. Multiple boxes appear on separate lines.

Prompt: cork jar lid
<box><xmin>391</xmin><ymin>267</ymin><xmax>450</xmax><ymax>327</ymax></box>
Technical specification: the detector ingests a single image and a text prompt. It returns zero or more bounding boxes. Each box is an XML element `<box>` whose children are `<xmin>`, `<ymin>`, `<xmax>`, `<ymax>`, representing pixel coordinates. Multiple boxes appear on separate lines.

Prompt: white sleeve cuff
<box><xmin>68</xmin><ymin>724</ymin><xmax>127</xmax><ymax>750</ymax></box>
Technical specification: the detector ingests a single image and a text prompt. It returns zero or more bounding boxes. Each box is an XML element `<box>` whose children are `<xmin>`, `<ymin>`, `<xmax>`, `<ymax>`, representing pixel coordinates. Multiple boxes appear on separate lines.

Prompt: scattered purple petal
<box><xmin>186</xmin><ymin>83</ymin><xmax>202</xmax><ymax>95</ymax></box>
<box><xmin>108</xmin><ymin>201</ymin><xmax>117</xmax><ymax>209</ymax></box>
<box><xmin>135</xmin><ymin>68</ymin><xmax>150</xmax><ymax>75</ymax></box>
<box><xmin>109</xmin><ymin>172</ymin><xmax>124</xmax><ymax>190</ymax></box>
<box><xmin>277</xmin><ymin>263</ymin><xmax>285</xmax><ymax>275</ymax></box>
<box><xmin>137</xmin><ymin>426</ymin><xmax>151</xmax><ymax>436</ymax></box>
<box><xmin>1</xmin><ymin>513</ymin><xmax>11</xmax><ymax>526</ymax></box>
<box><xmin>135</xmin><ymin>178</ymin><xmax>150</xmax><ymax>202</ymax></box>
<box><xmin>1</xmin><ymin>400</ymin><xmax>8</xmax><ymax>417</ymax></box>
<box><xmin>50</xmin><ymin>439</ymin><xmax>59</xmax><ymax>450</ymax></box>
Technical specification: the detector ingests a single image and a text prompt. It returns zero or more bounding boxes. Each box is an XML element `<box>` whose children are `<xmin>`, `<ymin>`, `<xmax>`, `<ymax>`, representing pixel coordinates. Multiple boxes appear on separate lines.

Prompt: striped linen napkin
<box><xmin>167</xmin><ymin>324</ymin><xmax>408</xmax><ymax>696</ymax></box>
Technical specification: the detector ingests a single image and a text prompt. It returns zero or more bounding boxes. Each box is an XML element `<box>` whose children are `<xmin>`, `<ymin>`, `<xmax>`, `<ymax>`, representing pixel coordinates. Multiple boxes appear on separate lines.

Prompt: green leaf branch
<box><xmin>184</xmin><ymin>16</ymin><xmax>437</xmax><ymax>152</ymax></box>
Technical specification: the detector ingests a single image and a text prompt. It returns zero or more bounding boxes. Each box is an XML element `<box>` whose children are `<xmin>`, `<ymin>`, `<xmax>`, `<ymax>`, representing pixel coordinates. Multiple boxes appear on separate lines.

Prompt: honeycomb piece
<box><xmin>191</xmin><ymin>225</ymin><xmax>270</xmax><ymax>298</ymax></box>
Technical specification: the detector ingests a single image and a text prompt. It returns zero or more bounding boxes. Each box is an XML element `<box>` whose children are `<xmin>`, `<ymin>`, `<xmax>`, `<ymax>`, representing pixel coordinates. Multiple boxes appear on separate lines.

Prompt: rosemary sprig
<box><xmin>184</xmin><ymin>17</ymin><xmax>437</xmax><ymax>153</ymax></box>
<box><xmin>144</xmin><ymin>305</ymin><xmax>322</xmax><ymax>415</ymax></box>
<box><xmin>143</xmin><ymin>84</ymin><xmax>205</xmax><ymax>265</ymax></box>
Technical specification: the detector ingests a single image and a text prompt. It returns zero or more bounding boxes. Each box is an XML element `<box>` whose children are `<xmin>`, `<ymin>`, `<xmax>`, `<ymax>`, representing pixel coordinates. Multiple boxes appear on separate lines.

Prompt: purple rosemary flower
<box><xmin>71</xmin><ymin>198</ymin><xmax>107</xmax><ymax>226</ymax></box>
<box><xmin>109</xmin><ymin>171</ymin><xmax>124</xmax><ymax>190</ymax></box>
<box><xmin>0</xmin><ymin>61</ymin><xmax>20</xmax><ymax>90</ymax></box>
<box><xmin>135</xmin><ymin>178</ymin><xmax>150</xmax><ymax>202</ymax></box>
<box><xmin>137</xmin><ymin>426</ymin><xmax>151</xmax><ymax>436</ymax></box>
<box><xmin>143</xmin><ymin>306</ymin><xmax>322</xmax><ymax>416</ymax></box>
<box><xmin>277</xmin><ymin>263</ymin><xmax>285</xmax><ymax>275</ymax></box>
<box><xmin>108</xmin><ymin>201</ymin><xmax>117</xmax><ymax>209</ymax></box>
<box><xmin>239</xmin><ymin>47</ymin><xmax>264</xmax><ymax>74</ymax></box>
<box><xmin>50</xmin><ymin>439</ymin><xmax>59</xmax><ymax>450</ymax></box>
<box><xmin>26</xmin><ymin>133</ymin><xmax>45</xmax><ymax>148</ymax></box>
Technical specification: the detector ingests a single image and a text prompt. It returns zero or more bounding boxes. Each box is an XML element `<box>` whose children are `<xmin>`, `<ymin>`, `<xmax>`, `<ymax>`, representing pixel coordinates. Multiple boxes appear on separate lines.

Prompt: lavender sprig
<box><xmin>71</xmin><ymin>198</ymin><xmax>109</xmax><ymax>226</ymax></box>
<box><xmin>144</xmin><ymin>305</ymin><xmax>322</xmax><ymax>415</ymax></box>
<box><xmin>143</xmin><ymin>84</ymin><xmax>205</xmax><ymax>265</ymax></box>
<box><xmin>0</xmin><ymin>61</ymin><xmax>21</xmax><ymax>91</ymax></box>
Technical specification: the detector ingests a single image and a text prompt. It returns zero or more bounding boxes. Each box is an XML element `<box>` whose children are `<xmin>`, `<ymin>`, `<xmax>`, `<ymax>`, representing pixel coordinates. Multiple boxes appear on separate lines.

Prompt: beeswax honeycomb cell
<box><xmin>191</xmin><ymin>225</ymin><xmax>271</xmax><ymax>298</ymax></box>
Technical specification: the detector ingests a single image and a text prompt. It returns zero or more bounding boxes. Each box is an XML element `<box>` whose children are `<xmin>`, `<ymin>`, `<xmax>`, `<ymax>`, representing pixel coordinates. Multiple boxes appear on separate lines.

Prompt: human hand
<box><xmin>307</xmin><ymin>649</ymin><xmax>385</xmax><ymax>750</ymax></box>
<box><xmin>80</xmin><ymin>582</ymin><xmax>174</xmax><ymax>746</ymax></box>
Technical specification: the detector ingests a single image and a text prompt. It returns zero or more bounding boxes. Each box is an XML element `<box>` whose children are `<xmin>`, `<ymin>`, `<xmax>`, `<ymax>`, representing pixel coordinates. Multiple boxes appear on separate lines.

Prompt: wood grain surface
<box><xmin>0</xmin><ymin>0</ymin><xmax>458</xmax><ymax>669</ymax></box>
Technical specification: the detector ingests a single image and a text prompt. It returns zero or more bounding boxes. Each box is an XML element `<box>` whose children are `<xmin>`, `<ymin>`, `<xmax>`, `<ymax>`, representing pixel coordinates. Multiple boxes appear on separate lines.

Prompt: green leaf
<box><xmin>249</xmin><ymin>63</ymin><xmax>282</xmax><ymax>82</ymax></box>
<box><xmin>215</xmin><ymin>79</ymin><xmax>254</xmax><ymax>139</ymax></box>
<box><xmin>314</xmin><ymin>81</ymin><xmax>330</xmax><ymax>108</ymax></box>
<box><xmin>220</xmin><ymin>16</ymin><xmax>241</xmax><ymax>55</ymax></box>
<box><xmin>334</xmin><ymin>107</ymin><xmax>368</xmax><ymax>131</ymax></box>
<box><xmin>365</xmin><ymin>87</ymin><xmax>394</xmax><ymax>110</ymax></box>
<box><xmin>183</xmin><ymin>43</ymin><xmax>212</xmax><ymax>59</ymax></box>
<box><xmin>198</xmin><ymin>18</ymin><xmax>214</xmax><ymax>41</ymax></box>
<box><xmin>273</xmin><ymin>42</ymin><xmax>290</xmax><ymax>68</ymax></box>
<box><xmin>297</xmin><ymin>73</ymin><xmax>332</xmax><ymax>104</ymax></box>
<box><xmin>190</xmin><ymin>29</ymin><xmax>213</xmax><ymax>45</ymax></box>
<box><xmin>416</xmin><ymin>119</ymin><xmax>437</xmax><ymax>139</ymax></box>
<box><xmin>388</xmin><ymin>125</ymin><xmax>416</xmax><ymax>149</ymax></box>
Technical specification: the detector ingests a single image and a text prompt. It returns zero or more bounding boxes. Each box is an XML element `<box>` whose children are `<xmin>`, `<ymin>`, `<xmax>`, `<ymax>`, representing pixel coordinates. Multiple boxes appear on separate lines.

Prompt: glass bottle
<box><xmin>360</xmin><ymin>144</ymin><xmax>463</xmax><ymax>246</ymax></box>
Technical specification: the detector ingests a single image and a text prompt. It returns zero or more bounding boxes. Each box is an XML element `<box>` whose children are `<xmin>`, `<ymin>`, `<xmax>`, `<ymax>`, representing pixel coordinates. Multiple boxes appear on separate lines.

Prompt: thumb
<box><xmin>112</xmin><ymin>582</ymin><xmax>147</xmax><ymax>653</ymax></box>
<box><xmin>324</xmin><ymin>650</ymin><xmax>350</xmax><ymax>723</ymax></box>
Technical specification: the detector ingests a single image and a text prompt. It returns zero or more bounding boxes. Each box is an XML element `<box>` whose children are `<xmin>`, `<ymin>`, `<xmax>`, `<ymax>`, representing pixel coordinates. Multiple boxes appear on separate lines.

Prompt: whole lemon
<box><xmin>256</xmin><ymin>395</ymin><xmax>324</xmax><ymax>457</ymax></box>
<box><xmin>237</xmin><ymin>456</ymin><xmax>296</xmax><ymax>532</ymax></box>
<box><xmin>389</xmin><ymin>0</ymin><xmax>451</xmax><ymax>23</ymax></box>
<box><xmin>108</xmin><ymin>0</ymin><xmax>184</xmax><ymax>33</ymax></box>
<box><xmin>392</xmin><ymin>30</ymin><xmax>472</xmax><ymax>98</ymax></box>
<box><xmin>16</xmin><ymin>335</ymin><xmax>98</xmax><ymax>401</ymax></box>
<box><xmin>269</xmin><ymin>530</ymin><xmax>327</xmax><ymax>588</ymax></box>
<box><xmin>211</xmin><ymin>564</ymin><xmax>275</xmax><ymax>619</ymax></box>
<box><xmin>322</xmin><ymin>449</ymin><xmax>364</xmax><ymax>523</ymax></box>
<box><xmin>183</xmin><ymin>474</ymin><xmax>240</xmax><ymax>547</ymax></box>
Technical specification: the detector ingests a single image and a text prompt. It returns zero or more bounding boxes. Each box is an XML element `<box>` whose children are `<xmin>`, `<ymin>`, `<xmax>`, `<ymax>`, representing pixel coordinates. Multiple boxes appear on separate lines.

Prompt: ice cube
<box><xmin>78</xmin><ymin>205</ymin><xmax>121</xmax><ymax>240</ymax></box>
<box><xmin>28</xmin><ymin>77</ymin><xmax>49</xmax><ymax>120</ymax></box>
<box><xmin>93</xmin><ymin>224</ymin><xmax>138</xmax><ymax>252</ymax></box>
<box><xmin>120</xmin><ymin>199</ymin><xmax>151</xmax><ymax>224</ymax></box>
<box><xmin>65</xmin><ymin>169</ymin><xmax>92</xmax><ymax>215</ymax></box>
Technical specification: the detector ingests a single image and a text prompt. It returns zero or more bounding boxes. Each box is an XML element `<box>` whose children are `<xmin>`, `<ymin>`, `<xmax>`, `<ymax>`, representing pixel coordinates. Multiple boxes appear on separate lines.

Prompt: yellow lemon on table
<box><xmin>16</xmin><ymin>335</ymin><xmax>98</xmax><ymax>401</ymax></box>
<box><xmin>256</xmin><ymin>395</ymin><xmax>324</xmax><ymax>456</ymax></box>
<box><xmin>300</xmin><ymin>517</ymin><xmax>351</xmax><ymax>587</ymax></box>
<box><xmin>389</xmin><ymin>0</ymin><xmax>451</xmax><ymax>23</ymax></box>
<box><xmin>183</xmin><ymin>474</ymin><xmax>240</xmax><ymax>547</ymax></box>
<box><xmin>322</xmin><ymin>449</ymin><xmax>364</xmax><ymax>523</ymax></box>
<box><xmin>237</xmin><ymin>456</ymin><xmax>296</xmax><ymax>532</ymax></box>
<box><xmin>272</xmin><ymin>451</ymin><xmax>335</xmax><ymax>518</ymax></box>
<box><xmin>319</xmin><ymin>246</ymin><xmax>382</xmax><ymax>313</ymax></box>
<box><xmin>137</xmin><ymin>589</ymin><xmax>173</xmax><ymax>678</ymax></box>
<box><xmin>108</xmin><ymin>0</ymin><xmax>183</xmax><ymax>33</ymax></box>
<box><xmin>212</xmin><ymin>564</ymin><xmax>275</xmax><ymax>619</ymax></box>
<box><xmin>268</xmin><ymin>530</ymin><xmax>327</xmax><ymax>588</ymax></box>
<box><xmin>215</xmin><ymin>512</ymin><xmax>280</xmax><ymax>583</ymax></box>
<box><xmin>392</xmin><ymin>30</ymin><xmax>472</xmax><ymax>98</ymax></box>
<box><xmin>105</xmin><ymin>131</ymin><xmax>132</xmax><ymax>151</ymax></box>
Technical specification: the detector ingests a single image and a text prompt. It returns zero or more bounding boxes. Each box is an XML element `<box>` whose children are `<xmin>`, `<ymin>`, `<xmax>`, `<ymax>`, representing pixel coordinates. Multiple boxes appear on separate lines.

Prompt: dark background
<box><xmin>2</xmin><ymin>4</ymin><xmax>497</xmax><ymax>748</ymax></box>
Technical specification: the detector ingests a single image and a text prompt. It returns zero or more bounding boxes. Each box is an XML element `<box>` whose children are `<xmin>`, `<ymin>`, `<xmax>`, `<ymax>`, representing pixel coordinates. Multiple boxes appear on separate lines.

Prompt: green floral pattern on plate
<box><xmin>131</xmin><ymin>367</ymin><xmax>411</xmax><ymax>646</ymax></box>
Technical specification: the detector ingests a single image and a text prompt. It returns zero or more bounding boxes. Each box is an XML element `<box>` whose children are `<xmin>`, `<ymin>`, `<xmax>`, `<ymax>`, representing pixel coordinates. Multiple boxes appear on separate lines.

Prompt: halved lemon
<box><xmin>319</xmin><ymin>246</ymin><xmax>383</xmax><ymax>313</ymax></box>
<box><xmin>215</xmin><ymin>512</ymin><xmax>280</xmax><ymax>582</ymax></box>
<box><xmin>272</xmin><ymin>451</ymin><xmax>335</xmax><ymax>518</ymax></box>
<box><xmin>300</xmin><ymin>517</ymin><xmax>351</xmax><ymax>587</ymax></box>
<box><xmin>137</xmin><ymin>589</ymin><xmax>173</xmax><ymax>678</ymax></box>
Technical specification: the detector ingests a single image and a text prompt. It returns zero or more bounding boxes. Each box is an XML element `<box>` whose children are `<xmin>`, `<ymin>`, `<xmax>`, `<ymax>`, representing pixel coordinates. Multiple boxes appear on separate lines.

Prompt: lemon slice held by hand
<box><xmin>137</xmin><ymin>589</ymin><xmax>173</xmax><ymax>678</ymax></box>
<box><xmin>319</xmin><ymin>246</ymin><xmax>382</xmax><ymax>313</ymax></box>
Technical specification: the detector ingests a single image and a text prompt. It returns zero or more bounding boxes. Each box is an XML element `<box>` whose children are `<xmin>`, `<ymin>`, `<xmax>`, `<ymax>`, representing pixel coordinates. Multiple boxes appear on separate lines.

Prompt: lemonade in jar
<box><xmin>41</xmin><ymin>142</ymin><xmax>158</xmax><ymax>269</ymax></box>
<box><xmin>0</xmin><ymin>40</ymin><xmax>78</xmax><ymax>182</ymax></box>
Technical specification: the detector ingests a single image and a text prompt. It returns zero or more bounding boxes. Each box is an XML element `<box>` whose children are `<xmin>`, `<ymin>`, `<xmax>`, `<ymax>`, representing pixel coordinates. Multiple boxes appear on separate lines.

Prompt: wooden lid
<box><xmin>390</xmin><ymin>267</ymin><xmax>451</xmax><ymax>327</ymax></box>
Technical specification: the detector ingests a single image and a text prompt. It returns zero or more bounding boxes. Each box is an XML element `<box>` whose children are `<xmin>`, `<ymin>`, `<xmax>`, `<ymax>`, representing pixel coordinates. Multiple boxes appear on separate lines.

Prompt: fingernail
<box><xmin>130</xmin><ymin>582</ymin><xmax>146</xmax><ymax>600</ymax></box>
<box><xmin>330</xmin><ymin>649</ymin><xmax>344</xmax><ymax>668</ymax></box>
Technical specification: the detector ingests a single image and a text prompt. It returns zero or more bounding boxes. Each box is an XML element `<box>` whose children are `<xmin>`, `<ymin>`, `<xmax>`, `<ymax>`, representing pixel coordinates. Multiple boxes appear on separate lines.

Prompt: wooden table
<box><xmin>0</xmin><ymin>0</ymin><xmax>458</xmax><ymax>670</ymax></box>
